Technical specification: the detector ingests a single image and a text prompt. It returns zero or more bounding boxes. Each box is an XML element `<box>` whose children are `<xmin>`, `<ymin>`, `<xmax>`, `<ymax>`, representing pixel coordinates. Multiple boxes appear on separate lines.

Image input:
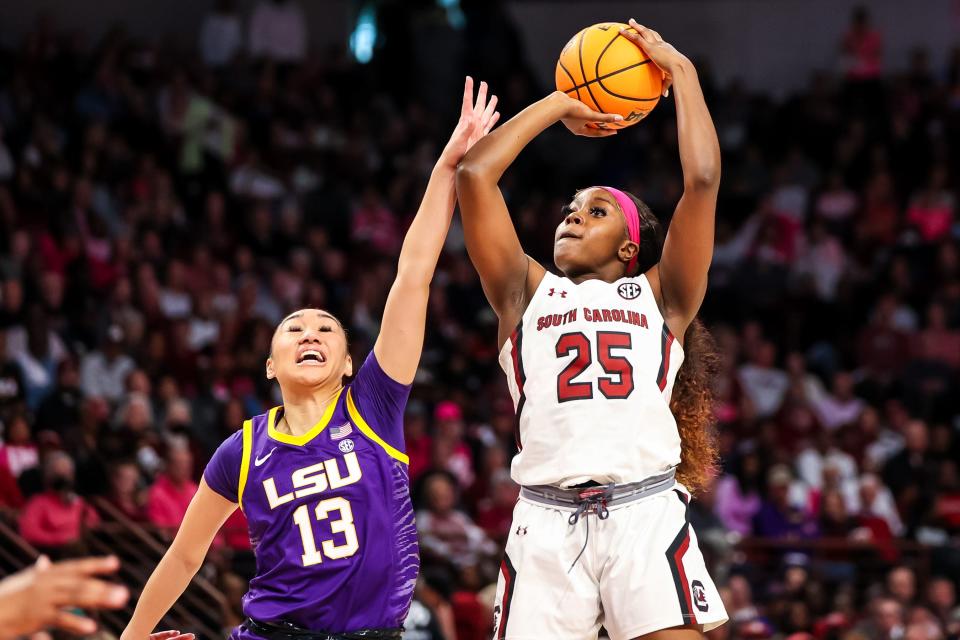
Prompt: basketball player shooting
<box><xmin>456</xmin><ymin>21</ymin><xmax>729</xmax><ymax>640</ymax></box>
<box><xmin>120</xmin><ymin>77</ymin><xmax>499</xmax><ymax>640</ymax></box>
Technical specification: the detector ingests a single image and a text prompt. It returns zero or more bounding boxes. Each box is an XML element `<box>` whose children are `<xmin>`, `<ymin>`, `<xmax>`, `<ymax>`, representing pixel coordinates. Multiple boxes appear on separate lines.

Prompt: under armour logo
<box><xmin>516</xmin><ymin>525</ymin><xmax>528</xmax><ymax>536</ymax></box>
<box><xmin>548</xmin><ymin>288</ymin><xmax>567</xmax><ymax>298</ymax></box>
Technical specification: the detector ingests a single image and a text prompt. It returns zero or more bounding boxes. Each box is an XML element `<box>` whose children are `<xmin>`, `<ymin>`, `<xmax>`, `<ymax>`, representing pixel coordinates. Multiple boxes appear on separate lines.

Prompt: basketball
<box><xmin>555</xmin><ymin>22</ymin><xmax>663</xmax><ymax>129</ymax></box>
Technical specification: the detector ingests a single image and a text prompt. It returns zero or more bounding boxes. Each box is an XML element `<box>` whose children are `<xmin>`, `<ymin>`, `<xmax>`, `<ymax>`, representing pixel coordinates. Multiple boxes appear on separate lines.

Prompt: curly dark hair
<box><xmin>627</xmin><ymin>192</ymin><xmax>721</xmax><ymax>495</ymax></box>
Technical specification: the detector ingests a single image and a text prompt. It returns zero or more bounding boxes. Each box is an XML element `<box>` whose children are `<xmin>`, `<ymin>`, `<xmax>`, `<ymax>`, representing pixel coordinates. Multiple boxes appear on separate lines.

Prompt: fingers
<box><xmin>35</xmin><ymin>555</ymin><xmax>52</xmax><ymax>570</ymax></box>
<box><xmin>473</xmin><ymin>81</ymin><xmax>488</xmax><ymax>117</ymax></box>
<box><xmin>53</xmin><ymin>575</ymin><xmax>129</xmax><ymax>609</ymax></box>
<box><xmin>150</xmin><ymin>631</ymin><xmax>196</xmax><ymax>640</ymax></box>
<box><xmin>592</xmin><ymin>112</ymin><xmax>624</xmax><ymax>124</ymax></box>
<box><xmin>483</xmin><ymin>111</ymin><xmax>501</xmax><ymax>135</ymax></box>
<box><xmin>662</xmin><ymin>76</ymin><xmax>673</xmax><ymax>98</ymax></box>
<box><xmin>47</xmin><ymin>555</ymin><xmax>120</xmax><ymax>578</ymax></box>
<box><xmin>481</xmin><ymin>94</ymin><xmax>498</xmax><ymax>123</ymax></box>
<box><xmin>460</xmin><ymin>76</ymin><xmax>474</xmax><ymax>116</ymax></box>
<box><xmin>628</xmin><ymin>19</ymin><xmax>664</xmax><ymax>43</ymax></box>
<box><xmin>51</xmin><ymin>610</ymin><xmax>98</xmax><ymax>636</ymax></box>
<box><xmin>581</xmin><ymin>128</ymin><xmax>618</xmax><ymax>138</ymax></box>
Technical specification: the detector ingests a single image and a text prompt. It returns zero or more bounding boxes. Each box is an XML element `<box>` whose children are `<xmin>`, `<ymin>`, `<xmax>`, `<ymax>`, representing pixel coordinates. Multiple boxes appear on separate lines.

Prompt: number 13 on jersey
<box><xmin>292</xmin><ymin>497</ymin><xmax>359</xmax><ymax>566</ymax></box>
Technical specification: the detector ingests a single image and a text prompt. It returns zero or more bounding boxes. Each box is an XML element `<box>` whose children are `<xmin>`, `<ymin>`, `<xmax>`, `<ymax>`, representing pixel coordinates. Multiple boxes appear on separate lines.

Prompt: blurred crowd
<box><xmin>0</xmin><ymin>2</ymin><xmax>958</xmax><ymax>640</ymax></box>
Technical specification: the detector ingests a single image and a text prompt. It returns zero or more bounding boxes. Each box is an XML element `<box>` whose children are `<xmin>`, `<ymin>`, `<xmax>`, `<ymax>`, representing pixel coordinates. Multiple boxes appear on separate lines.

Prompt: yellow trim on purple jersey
<box><xmin>238</xmin><ymin>418</ymin><xmax>253</xmax><ymax>510</ymax></box>
<box><xmin>345</xmin><ymin>389</ymin><xmax>409</xmax><ymax>465</ymax></box>
<box><xmin>266</xmin><ymin>391</ymin><xmax>344</xmax><ymax>446</ymax></box>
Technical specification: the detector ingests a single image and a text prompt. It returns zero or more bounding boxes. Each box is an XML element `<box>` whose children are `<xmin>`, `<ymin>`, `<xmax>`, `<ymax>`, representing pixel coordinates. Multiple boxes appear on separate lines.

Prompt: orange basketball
<box><xmin>555</xmin><ymin>22</ymin><xmax>663</xmax><ymax>129</ymax></box>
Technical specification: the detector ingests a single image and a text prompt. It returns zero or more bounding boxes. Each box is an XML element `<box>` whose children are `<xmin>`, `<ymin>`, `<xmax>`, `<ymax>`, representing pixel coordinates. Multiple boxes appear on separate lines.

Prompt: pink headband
<box><xmin>596</xmin><ymin>186</ymin><xmax>641</xmax><ymax>274</ymax></box>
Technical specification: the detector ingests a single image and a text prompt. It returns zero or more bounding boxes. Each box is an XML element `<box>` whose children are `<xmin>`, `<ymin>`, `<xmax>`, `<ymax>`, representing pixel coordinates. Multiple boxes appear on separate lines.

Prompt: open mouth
<box><xmin>297</xmin><ymin>349</ymin><xmax>327</xmax><ymax>365</ymax></box>
<box><xmin>557</xmin><ymin>231</ymin><xmax>581</xmax><ymax>241</ymax></box>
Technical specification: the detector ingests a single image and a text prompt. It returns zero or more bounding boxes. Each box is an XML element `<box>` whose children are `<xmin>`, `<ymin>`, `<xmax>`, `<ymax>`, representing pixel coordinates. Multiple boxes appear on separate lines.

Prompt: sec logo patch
<box><xmin>338</xmin><ymin>439</ymin><xmax>355</xmax><ymax>453</ymax></box>
<box><xmin>618</xmin><ymin>282</ymin><xmax>641</xmax><ymax>300</ymax></box>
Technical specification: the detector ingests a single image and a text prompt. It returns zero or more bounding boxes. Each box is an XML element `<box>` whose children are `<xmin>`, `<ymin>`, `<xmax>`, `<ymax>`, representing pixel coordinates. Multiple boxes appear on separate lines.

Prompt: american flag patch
<box><xmin>329</xmin><ymin>422</ymin><xmax>353</xmax><ymax>440</ymax></box>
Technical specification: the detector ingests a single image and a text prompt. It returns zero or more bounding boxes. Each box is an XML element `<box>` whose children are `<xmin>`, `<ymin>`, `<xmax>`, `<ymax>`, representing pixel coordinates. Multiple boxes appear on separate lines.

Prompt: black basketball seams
<box><xmin>577</xmin><ymin>29</ymin><xmax>605</xmax><ymax>113</ymax></box>
<box><xmin>594</xmin><ymin>31</ymin><xmax>662</xmax><ymax>103</ymax></box>
<box><xmin>557</xmin><ymin>59</ymin><xmax>581</xmax><ymax>100</ymax></box>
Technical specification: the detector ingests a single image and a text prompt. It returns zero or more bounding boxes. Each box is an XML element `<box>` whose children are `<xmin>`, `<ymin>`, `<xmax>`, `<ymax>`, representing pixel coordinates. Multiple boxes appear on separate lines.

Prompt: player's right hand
<box><xmin>0</xmin><ymin>555</ymin><xmax>129</xmax><ymax>637</ymax></box>
<box><xmin>550</xmin><ymin>92</ymin><xmax>623</xmax><ymax>137</ymax></box>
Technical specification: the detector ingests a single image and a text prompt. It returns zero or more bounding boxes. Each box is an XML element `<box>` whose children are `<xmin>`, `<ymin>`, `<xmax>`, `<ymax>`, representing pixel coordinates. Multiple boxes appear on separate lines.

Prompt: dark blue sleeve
<box><xmin>203</xmin><ymin>428</ymin><xmax>244</xmax><ymax>503</ymax></box>
<box><xmin>349</xmin><ymin>352</ymin><xmax>412</xmax><ymax>454</ymax></box>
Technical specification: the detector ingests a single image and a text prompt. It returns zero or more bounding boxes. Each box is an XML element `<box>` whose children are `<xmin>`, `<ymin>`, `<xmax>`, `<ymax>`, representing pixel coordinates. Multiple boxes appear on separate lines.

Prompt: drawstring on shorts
<box><xmin>566</xmin><ymin>488</ymin><xmax>610</xmax><ymax>573</ymax></box>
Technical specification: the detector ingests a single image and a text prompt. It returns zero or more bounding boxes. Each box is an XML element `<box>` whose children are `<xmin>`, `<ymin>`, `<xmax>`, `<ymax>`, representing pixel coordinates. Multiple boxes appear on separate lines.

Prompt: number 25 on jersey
<box><xmin>556</xmin><ymin>331</ymin><xmax>634</xmax><ymax>402</ymax></box>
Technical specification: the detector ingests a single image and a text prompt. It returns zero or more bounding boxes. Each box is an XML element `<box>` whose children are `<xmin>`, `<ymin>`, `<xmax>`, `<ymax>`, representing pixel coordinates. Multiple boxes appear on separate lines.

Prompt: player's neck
<box><xmin>565</xmin><ymin>263</ymin><xmax>627</xmax><ymax>285</ymax></box>
<box><xmin>279</xmin><ymin>383</ymin><xmax>343</xmax><ymax>436</ymax></box>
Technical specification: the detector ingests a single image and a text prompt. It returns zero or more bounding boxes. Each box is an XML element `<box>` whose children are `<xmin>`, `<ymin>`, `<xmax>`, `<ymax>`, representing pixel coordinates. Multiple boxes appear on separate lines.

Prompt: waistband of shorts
<box><xmin>520</xmin><ymin>467</ymin><xmax>676</xmax><ymax>509</ymax></box>
<box><xmin>242</xmin><ymin>618</ymin><xmax>402</xmax><ymax>640</ymax></box>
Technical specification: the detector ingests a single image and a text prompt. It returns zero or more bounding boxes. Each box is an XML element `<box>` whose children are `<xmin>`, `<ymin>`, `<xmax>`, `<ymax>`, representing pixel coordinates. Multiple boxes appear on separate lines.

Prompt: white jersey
<box><xmin>499</xmin><ymin>272</ymin><xmax>684</xmax><ymax>487</ymax></box>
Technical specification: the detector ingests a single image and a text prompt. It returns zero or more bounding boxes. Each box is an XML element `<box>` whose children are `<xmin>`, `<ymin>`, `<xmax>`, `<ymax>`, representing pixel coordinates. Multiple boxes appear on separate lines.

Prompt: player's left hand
<box><xmin>439</xmin><ymin>76</ymin><xmax>500</xmax><ymax>168</ymax></box>
<box><xmin>619</xmin><ymin>19</ymin><xmax>690</xmax><ymax>98</ymax></box>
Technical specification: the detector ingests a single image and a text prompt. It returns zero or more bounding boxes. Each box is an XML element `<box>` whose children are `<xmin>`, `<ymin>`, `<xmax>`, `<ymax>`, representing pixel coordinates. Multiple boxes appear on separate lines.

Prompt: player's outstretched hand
<box><xmin>0</xmin><ymin>555</ymin><xmax>129</xmax><ymax>637</ymax></box>
<box><xmin>551</xmin><ymin>91</ymin><xmax>623</xmax><ymax>137</ymax></box>
<box><xmin>439</xmin><ymin>76</ymin><xmax>501</xmax><ymax>168</ymax></box>
<box><xmin>149</xmin><ymin>630</ymin><xmax>196</xmax><ymax>640</ymax></box>
<box><xmin>618</xmin><ymin>19</ymin><xmax>691</xmax><ymax>98</ymax></box>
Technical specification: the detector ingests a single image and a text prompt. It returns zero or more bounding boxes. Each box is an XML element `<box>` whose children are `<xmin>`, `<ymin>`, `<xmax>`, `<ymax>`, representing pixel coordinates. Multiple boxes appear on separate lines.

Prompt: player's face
<box><xmin>554</xmin><ymin>187</ymin><xmax>633</xmax><ymax>278</ymax></box>
<box><xmin>266</xmin><ymin>309</ymin><xmax>352</xmax><ymax>390</ymax></box>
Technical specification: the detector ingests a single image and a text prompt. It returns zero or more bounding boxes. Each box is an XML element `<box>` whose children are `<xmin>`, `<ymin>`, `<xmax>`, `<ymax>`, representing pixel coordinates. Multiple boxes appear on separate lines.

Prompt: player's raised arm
<box><xmin>373</xmin><ymin>78</ymin><xmax>500</xmax><ymax>384</ymax></box>
<box><xmin>620</xmin><ymin>21</ymin><xmax>720</xmax><ymax>333</ymax></box>
<box><xmin>456</xmin><ymin>91</ymin><xmax>622</xmax><ymax>339</ymax></box>
<box><xmin>120</xmin><ymin>480</ymin><xmax>235</xmax><ymax>640</ymax></box>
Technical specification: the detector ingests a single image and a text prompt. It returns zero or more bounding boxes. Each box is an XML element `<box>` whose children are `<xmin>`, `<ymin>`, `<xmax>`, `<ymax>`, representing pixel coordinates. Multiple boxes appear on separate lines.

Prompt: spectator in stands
<box><xmin>248</xmin><ymin>0</ymin><xmax>307</xmax><ymax>63</ymax></box>
<box><xmin>840</xmin><ymin>5</ymin><xmax>883</xmax><ymax>82</ymax></box>
<box><xmin>10</xmin><ymin>308</ymin><xmax>64</xmax><ymax>410</ymax></box>
<box><xmin>924</xmin><ymin>577</ymin><xmax>956</xmax><ymax>629</ymax></box>
<box><xmin>738</xmin><ymin>340</ymin><xmax>789</xmax><ymax>419</ymax></box>
<box><xmin>911</xmin><ymin>302</ymin><xmax>960</xmax><ymax>370</ymax></box>
<box><xmin>431</xmin><ymin>401</ymin><xmax>475</xmax><ymax>490</ymax></box>
<box><xmin>813</xmin><ymin>371</ymin><xmax>865</xmax><ymax>431</ymax></box>
<box><xmin>888</xmin><ymin>566</ymin><xmax>918</xmax><ymax>608</ymax></box>
<box><xmin>416</xmin><ymin>471</ymin><xmax>496</xmax><ymax>569</ymax></box>
<box><xmin>883</xmin><ymin>420</ymin><xmax>937</xmax><ymax>528</ymax></box>
<box><xmin>0</xmin><ymin>328</ymin><xmax>26</xmax><ymax>422</ymax></box>
<box><xmin>103</xmin><ymin>461</ymin><xmax>147</xmax><ymax>523</ymax></box>
<box><xmin>475</xmin><ymin>469</ymin><xmax>519</xmax><ymax>545</ymax></box>
<box><xmin>857</xmin><ymin>596</ymin><xmax>905</xmax><ymax>640</ymax></box>
<box><xmin>852</xmin><ymin>473</ymin><xmax>904</xmax><ymax>537</ymax></box>
<box><xmin>859</xmin><ymin>295</ymin><xmax>912</xmax><ymax>386</ymax></box>
<box><xmin>714</xmin><ymin>445</ymin><xmax>764</xmax><ymax>537</ymax></box>
<box><xmin>0</xmin><ymin>412</ymin><xmax>38</xmax><ymax>478</ymax></box>
<box><xmin>199</xmin><ymin>0</ymin><xmax>243</xmax><ymax>68</ymax></box>
<box><xmin>404</xmin><ymin>401</ymin><xmax>432</xmax><ymax>483</ymax></box>
<box><xmin>146</xmin><ymin>441</ymin><xmax>197</xmax><ymax>538</ymax></box>
<box><xmin>18</xmin><ymin>451</ymin><xmax>100</xmax><ymax>558</ymax></box>
<box><xmin>80</xmin><ymin>325</ymin><xmax>135</xmax><ymax>404</ymax></box>
<box><xmin>796</xmin><ymin>431</ymin><xmax>857</xmax><ymax>493</ymax></box>
<box><xmin>35</xmin><ymin>358</ymin><xmax>82</xmax><ymax>436</ymax></box>
<box><xmin>753</xmin><ymin>465</ymin><xmax>818</xmax><ymax>539</ymax></box>
<box><xmin>906</xmin><ymin>166</ymin><xmax>955</xmax><ymax>244</ymax></box>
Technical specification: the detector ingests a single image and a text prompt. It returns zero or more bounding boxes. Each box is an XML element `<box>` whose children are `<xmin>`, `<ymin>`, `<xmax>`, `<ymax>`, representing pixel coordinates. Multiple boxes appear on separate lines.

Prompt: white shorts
<box><xmin>492</xmin><ymin>484</ymin><xmax>728</xmax><ymax>640</ymax></box>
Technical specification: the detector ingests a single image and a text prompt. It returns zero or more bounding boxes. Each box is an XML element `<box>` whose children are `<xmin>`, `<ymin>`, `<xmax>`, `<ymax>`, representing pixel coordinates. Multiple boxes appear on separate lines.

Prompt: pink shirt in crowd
<box><xmin>19</xmin><ymin>491</ymin><xmax>100</xmax><ymax>547</ymax></box>
<box><xmin>147</xmin><ymin>474</ymin><xmax>198</xmax><ymax>532</ymax></box>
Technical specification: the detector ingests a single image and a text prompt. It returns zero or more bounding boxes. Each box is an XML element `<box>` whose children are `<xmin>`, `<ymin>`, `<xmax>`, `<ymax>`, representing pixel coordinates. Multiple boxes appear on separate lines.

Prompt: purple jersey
<box><xmin>204</xmin><ymin>354</ymin><xmax>418</xmax><ymax>635</ymax></box>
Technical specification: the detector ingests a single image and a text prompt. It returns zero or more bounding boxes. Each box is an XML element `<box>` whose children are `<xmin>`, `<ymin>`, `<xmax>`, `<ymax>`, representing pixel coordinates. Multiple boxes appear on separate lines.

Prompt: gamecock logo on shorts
<box><xmin>692</xmin><ymin>580</ymin><xmax>709</xmax><ymax>612</ymax></box>
<box><xmin>618</xmin><ymin>282</ymin><xmax>641</xmax><ymax>300</ymax></box>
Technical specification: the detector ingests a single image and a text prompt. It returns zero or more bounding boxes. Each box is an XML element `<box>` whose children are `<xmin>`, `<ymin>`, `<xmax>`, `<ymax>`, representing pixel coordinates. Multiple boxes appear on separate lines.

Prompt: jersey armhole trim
<box><xmin>345</xmin><ymin>388</ymin><xmax>410</xmax><ymax>465</ymax></box>
<box><xmin>237</xmin><ymin>418</ymin><xmax>253</xmax><ymax>511</ymax></box>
